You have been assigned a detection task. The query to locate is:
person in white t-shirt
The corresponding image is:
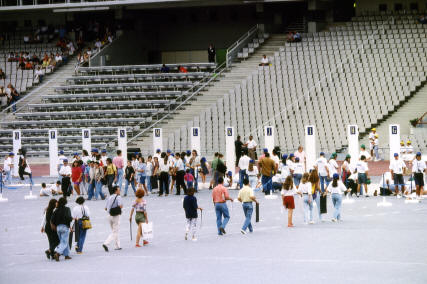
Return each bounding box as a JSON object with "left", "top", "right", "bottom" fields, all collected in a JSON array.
[
  {"left": 356, "top": 155, "right": 369, "bottom": 197},
  {"left": 259, "top": 54, "right": 269, "bottom": 66},
  {"left": 271, "top": 148, "right": 280, "bottom": 173},
  {"left": 59, "top": 159, "right": 72, "bottom": 197},
  {"left": 328, "top": 153, "right": 339, "bottom": 176},
  {"left": 294, "top": 146, "right": 307, "bottom": 171},
  {"left": 359, "top": 144, "right": 372, "bottom": 162},
  {"left": 412, "top": 152, "right": 426, "bottom": 198},
  {"left": 293, "top": 157, "right": 304, "bottom": 188},
  {"left": 244, "top": 135, "right": 257, "bottom": 161},
  {"left": 298, "top": 173, "right": 313, "bottom": 224},
  {"left": 325, "top": 173, "right": 349, "bottom": 222},
  {"left": 279, "top": 154, "right": 290, "bottom": 181},
  {"left": 287, "top": 154, "right": 295, "bottom": 176},
  {"left": 3, "top": 152, "right": 14, "bottom": 184},
  {"left": 314, "top": 152, "right": 330, "bottom": 192},
  {"left": 40, "top": 182, "right": 62, "bottom": 196},
  {"left": 281, "top": 176, "right": 300, "bottom": 227},
  {"left": 238, "top": 149, "right": 251, "bottom": 189},
  {"left": 389, "top": 153, "right": 406, "bottom": 196},
  {"left": 404, "top": 141, "right": 414, "bottom": 162},
  {"left": 369, "top": 128, "right": 376, "bottom": 157},
  {"left": 95, "top": 39, "right": 102, "bottom": 51},
  {"left": 57, "top": 150, "right": 67, "bottom": 179},
  {"left": 373, "top": 134, "right": 380, "bottom": 161}
]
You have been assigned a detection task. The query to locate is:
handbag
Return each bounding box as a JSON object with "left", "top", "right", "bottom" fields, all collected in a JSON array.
[
  {"left": 109, "top": 195, "right": 122, "bottom": 216},
  {"left": 142, "top": 222, "right": 153, "bottom": 240},
  {"left": 81, "top": 207, "right": 92, "bottom": 230}
]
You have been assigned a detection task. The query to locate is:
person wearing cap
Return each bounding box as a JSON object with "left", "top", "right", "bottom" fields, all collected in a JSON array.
[
  {"left": 314, "top": 152, "right": 330, "bottom": 192},
  {"left": 293, "top": 157, "right": 304, "bottom": 188},
  {"left": 279, "top": 154, "right": 290, "bottom": 182},
  {"left": 247, "top": 159, "right": 259, "bottom": 190},
  {"left": 412, "top": 152, "right": 426, "bottom": 198},
  {"left": 91, "top": 148, "right": 99, "bottom": 161},
  {"left": 341, "top": 154, "right": 352, "bottom": 188},
  {"left": 100, "top": 149, "right": 109, "bottom": 167},
  {"left": 153, "top": 149, "right": 161, "bottom": 161},
  {"left": 328, "top": 153, "right": 339, "bottom": 177},
  {"left": 356, "top": 155, "right": 369, "bottom": 197},
  {"left": 113, "top": 150, "right": 125, "bottom": 191},
  {"left": 294, "top": 146, "right": 307, "bottom": 171},
  {"left": 373, "top": 134, "right": 380, "bottom": 161},
  {"left": 359, "top": 145, "right": 372, "bottom": 162},
  {"left": 57, "top": 150, "right": 67, "bottom": 179},
  {"left": 3, "top": 152, "right": 14, "bottom": 185},
  {"left": 389, "top": 153, "right": 407, "bottom": 197},
  {"left": 259, "top": 148, "right": 269, "bottom": 162},
  {"left": 325, "top": 173, "right": 349, "bottom": 222},
  {"left": 399, "top": 141, "right": 406, "bottom": 157},
  {"left": 244, "top": 135, "right": 257, "bottom": 161},
  {"left": 258, "top": 152, "right": 275, "bottom": 195},
  {"left": 404, "top": 141, "right": 414, "bottom": 162},
  {"left": 238, "top": 148, "right": 251, "bottom": 189},
  {"left": 287, "top": 153, "right": 295, "bottom": 177},
  {"left": 224, "top": 171, "right": 234, "bottom": 188},
  {"left": 59, "top": 159, "right": 72, "bottom": 197},
  {"left": 71, "top": 152, "right": 80, "bottom": 164},
  {"left": 369, "top": 128, "right": 376, "bottom": 158}
]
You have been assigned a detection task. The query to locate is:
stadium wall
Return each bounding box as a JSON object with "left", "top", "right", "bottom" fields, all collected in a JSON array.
[{"left": 355, "top": 0, "right": 427, "bottom": 15}]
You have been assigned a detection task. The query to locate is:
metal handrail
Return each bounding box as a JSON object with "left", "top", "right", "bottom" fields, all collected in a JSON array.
[
  {"left": 226, "top": 24, "right": 260, "bottom": 68},
  {"left": 124, "top": 61, "right": 227, "bottom": 147}
]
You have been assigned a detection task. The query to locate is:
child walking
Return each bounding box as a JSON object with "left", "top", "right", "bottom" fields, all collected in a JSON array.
[
  {"left": 129, "top": 189, "right": 149, "bottom": 247},
  {"left": 281, "top": 176, "right": 300, "bottom": 227},
  {"left": 184, "top": 169, "right": 195, "bottom": 189},
  {"left": 183, "top": 187, "right": 202, "bottom": 241}
]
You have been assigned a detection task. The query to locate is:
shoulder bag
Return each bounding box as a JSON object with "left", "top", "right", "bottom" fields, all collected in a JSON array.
[
  {"left": 81, "top": 207, "right": 92, "bottom": 230},
  {"left": 109, "top": 195, "right": 122, "bottom": 216}
]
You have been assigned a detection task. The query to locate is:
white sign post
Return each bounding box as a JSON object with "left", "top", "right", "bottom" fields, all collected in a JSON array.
[
  {"left": 12, "top": 130, "right": 21, "bottom": 177},
  {"left": 225, "top": 126, "right": 235, "bottom": 174},
  {"left": 191, "top": 127, "right": 201, "bottom": 154},
  {"left": 264, "top": 126, "right": 274, "bottom": 154},
  {"left": 153, "top": 128, "right": 162, "bottom": 154},
  {"left": 305, "top": 125, "right": 316, "bottom": 171},
  {"left": 49, "top": 130, "right": 58, "bottom": 177},
  {"left": 389, "top": 124, "right": 400, "bottom": 161},
  {"left": 82, "top": 129, "right": 91, "bottom": 155},
  {"left": 118, "top": 128, "right": 127, "bottom": 165},
  {"left": 347, "top": 125, "right": 359, "bottom": 165}
]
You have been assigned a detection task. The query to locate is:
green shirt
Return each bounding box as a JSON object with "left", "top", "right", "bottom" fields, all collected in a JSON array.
[{"left": 212, "top": 158, "right": 219, "bottom": 170}]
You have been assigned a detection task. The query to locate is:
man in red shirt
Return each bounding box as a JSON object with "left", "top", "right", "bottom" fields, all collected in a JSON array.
[{"left": 212, "top": 177, "right": 234, "bottom": 235}]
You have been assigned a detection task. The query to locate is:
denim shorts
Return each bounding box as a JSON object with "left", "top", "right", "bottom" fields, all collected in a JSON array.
[
  {"left": 358, "top": 173, "right": 367, "bottom": 184},
  {"left": 139, "top": 175, "right": 146, "bottom": 184}
]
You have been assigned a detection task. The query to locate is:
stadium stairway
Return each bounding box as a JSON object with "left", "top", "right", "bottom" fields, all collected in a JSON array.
[{"left": 133, "top": 34, "right": 286, "bottom": 154}]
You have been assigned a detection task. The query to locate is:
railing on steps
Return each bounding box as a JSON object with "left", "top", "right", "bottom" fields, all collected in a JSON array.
[{"left": 226, "top": 24, "right": 261, "bottom": 68}]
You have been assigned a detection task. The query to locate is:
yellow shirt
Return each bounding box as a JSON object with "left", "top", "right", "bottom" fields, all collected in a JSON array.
[
  {"left": 238, "top": 185, "right": 254, "bottom": 203},
  {"left": 106, "top": 164, "right": 117, "bottom": 175}
]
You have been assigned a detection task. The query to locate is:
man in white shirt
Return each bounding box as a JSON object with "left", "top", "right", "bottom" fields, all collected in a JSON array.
[
  {"left": 389, "top": 153, "right": 406, "bottom": 196},
  {"left": 314, "top": 152, "right": 330, "bottom": 192},
  {"left": 174, "top": 153, "right": 186, "bottom": 195},
  {"left": 412, "top": 152, "right": 426, "bottom": 198},
  {"left": 59, "top": 159, "right": 72, "bottom": 197},
  {"left": 356, "top": 155, "right": 369, "bottom": 197},
  {"left": 369, "top": 128, "right": 376, "bottom": 157},
  {"left": 40, "top": 182, "right": 62, "bottom": 196},
  {"left": 3, "top": 152, "right": 14, "bottom": 184},
  {"left": 259, "top": 54, "right": 269, "bottom": 66},
  {"left": 293, "top": 157, "right": 304, "bottom": 188},
  {"left": 238, "top": 149, "right": 251, "bottom": 189},
  {"left": 359, "top": 144, "right": 372, "bottom": 161},
  {"left": 100, "top": 149, "right": 108, "bottom": 166},
  {"left": 328, "top": 153, "right": 339, "bottom": 176},
  {"left": 55, "top": 53, "right": 63, "bottom": 65},
  {"left": 244, "top": 135, "right": 257, "bottom": 161},
  {"left": 57, "top": 150, "right": 67, "bottom": 179},
  {"left": 294, "top": 146, "right": 307, "bottom": 171}
]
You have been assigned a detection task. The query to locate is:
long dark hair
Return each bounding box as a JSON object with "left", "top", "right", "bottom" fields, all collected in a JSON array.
[
  {"left": 57, "top": 197, "right": 67, "bottom": 208},
  {"left": 332, "top": 176, "right": 338, "bottom": 187},
  {"left": 46, "top": 198, "right": 57, "bottom": 215}
]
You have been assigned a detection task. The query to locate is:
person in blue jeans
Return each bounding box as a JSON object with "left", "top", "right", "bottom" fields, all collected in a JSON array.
[
  {"left": 124, "top": 160, "right": 136, "bottom": 196},
  {"left": 237, "top": 178, "right": 258, "bottom": 234},
  {"left": 50, "top": 197, "right": 73, "bottom": 261},
  {"left": 314, "top": 152, "right": 330, "bottom": 192},
  {"left": 71, "top": 197, "right": 90, "bottom": 254},
  {"left": 212, "top": 177, "right": 234, "bottom": 235},
  {"left": 94, "top": 161, "right": 106, "bottom": 200},
  {"left": 325, "top": 173, "right": 349, "bottom": 222}
]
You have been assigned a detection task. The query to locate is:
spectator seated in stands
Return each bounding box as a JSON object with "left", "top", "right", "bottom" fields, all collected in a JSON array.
[
  {"left": 42, "top": 56, "right": 51, "bottom": 69},
  {"left": 286, "top": 32, "right": 294, "bottom": 42},
  {"left": 259, "top": 54, "right": 269, "bottom": 66},
  {"left": 0, "top": 68, "right": 5, "bottom": 79},
  {"left": 49, "top": 54, "right": 57, "bottom": 69},
  {"left": 24, "top": 60, "right": 34, "bottom": 70},
  {"left": 18, "top": 58, "right": 26, "bottom": 70},
  {"left": 35, "top": 67, "right": 44, "bottom": 84},
  {"left": 55, "top": 53, "right": 63, "bottom": 66},
  {"left": 67, "top": 40, "right": 75, "bottom": 55},
  {"left": 86, "top": 47, "right": 93, "bottom": 57},
  {"left": 160, "top": 64, "right": 170, "bottom": 73},
  {"left": 418, "top": 14, "right": 427, "bottom": 24},
  {"left": 95, "top": 38, "right": 102, "bottom": 52},
  {"left": 0, "top": 86, "right": 7, "bottom": 111},
  {"left": 178, "top": 65, "right": 188, "bottom": 73},
  {"left": 293, "top": 32, "right": 301, "bottom": 42},
  {"left": 31, "top": 54, "right": 41, "bottom": 64}
]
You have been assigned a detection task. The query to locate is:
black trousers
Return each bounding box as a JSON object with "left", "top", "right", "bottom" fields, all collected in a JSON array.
[
  {"left": 159, "top": 172, "right": 169, "bottom": 195},
  {"left": 18, "top": 166, "right": 31, "bottom": 180},
  {"left": 107, "top": 174, "right": 115, "bottom": 194},
  {"left": 45, "top": 227, "right": 59, "bottom": 257},
  {"left": 176, "top": 170, "right": 187, "bottom": 195},
  {"left": 62, "top": 177, "right": 71, "bottom": 197}
]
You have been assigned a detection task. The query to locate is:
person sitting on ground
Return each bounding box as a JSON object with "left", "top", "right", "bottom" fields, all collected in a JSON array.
[
  {"left": 259, "top": 54, "right": 269, "bottom": 66},
  {"left": 0, "top": 68, "right": 5, "bottom": 79},
  {"left": 160, "top": 64, "right": 170, "bottom": 73},
  {"left": 40, "top": 182, "right": 62, "bottom": 196}
]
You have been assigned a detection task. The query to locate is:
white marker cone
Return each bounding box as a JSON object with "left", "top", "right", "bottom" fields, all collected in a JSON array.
[{"left": 377, "top": 197, "right": 392, "bottom": 207}]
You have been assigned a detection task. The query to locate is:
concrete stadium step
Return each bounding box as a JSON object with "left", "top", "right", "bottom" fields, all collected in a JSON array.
[
  {"left": 134, "top": 34, "right": 285, "bottom": 153},
  {"left": 361, "top": 83, "right": 427, "bottom": 147}
]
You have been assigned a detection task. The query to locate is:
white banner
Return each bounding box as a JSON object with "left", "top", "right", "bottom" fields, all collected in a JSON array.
[
  {"left": 389, "top": 124, "right": 400, "bottom": 161},
  {"left": 304, "top": 125, "right": 316, "bottom": 171},
  {"left": 118, "top": 128, "right": 127, "bottom": 165},
  {"left": 191, "top": 127, "right": 201, "bottom": 154},
  {"left": 12, "top": 130, "right": 21, "bottom": 177},
  {"left": 225, "top": 126, "right": 235, "bottom": 174},
  {"left": 82, "top": 129, "right": 91, "bottom": 154},
  {"left": 49, "top": 130, "right": 58, "bottom": 177},
  {"left": 153, "top": 128, "right": 162, "bottom": 155},
  {"left": 347, "top": 125, "right": 359, "bottom": 165},
  {"left": 264, "top": 126, "right": 274, "bottom": 154}
]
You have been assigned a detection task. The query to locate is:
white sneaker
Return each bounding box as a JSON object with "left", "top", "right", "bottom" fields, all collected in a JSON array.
[
  {"left": 331, "top": 218, "right": 337, "bottom": 222},
  {"left": 397, "top": 194, "right": 402, "bottom": 199},
  {"left": 309, "top": 221, "right": 315, "bottom": 224},
  {"left": 241, "top": 229, "right": 247, "bottom": 235}
]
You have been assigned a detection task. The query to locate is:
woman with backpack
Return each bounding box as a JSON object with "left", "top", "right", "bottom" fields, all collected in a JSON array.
[
  {"left": 50, "top": 197, "right": 73, "bottom": 261},
  {"left": 41, "top": 198, "right": 59, "bottom": 260},
  {"left": 71, "top": 196, "right": 91, "bottom": 254}
]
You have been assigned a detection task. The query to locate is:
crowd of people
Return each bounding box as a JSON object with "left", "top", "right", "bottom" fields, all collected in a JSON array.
[{"left": 286, "top": 31, "right": 301, "bottom": 42}]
